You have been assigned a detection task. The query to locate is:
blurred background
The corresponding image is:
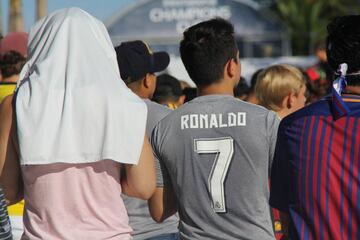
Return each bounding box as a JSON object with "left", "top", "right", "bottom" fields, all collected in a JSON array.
[{"left": 2, "top": 0, "right": 360, "bottom": 83}]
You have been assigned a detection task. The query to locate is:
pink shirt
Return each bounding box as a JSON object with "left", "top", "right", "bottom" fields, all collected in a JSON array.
[{"left": 21, "top": 160, "right": 132, "bottom": 240}]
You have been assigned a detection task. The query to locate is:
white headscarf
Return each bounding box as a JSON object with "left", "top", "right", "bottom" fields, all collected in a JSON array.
[{"left": 16, "top": 8, "right": 147, "bottom": 165}]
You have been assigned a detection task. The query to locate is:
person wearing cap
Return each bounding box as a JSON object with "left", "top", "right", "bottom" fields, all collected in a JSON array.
[
  {"left": 115, "top": 41, "right": 179, "bottom": 240},
  {"left": 152, "top": 74, "right": 185, "bottom": 110},
  {"left": 270, "top": 15, "right": 360, "bottom": 240}
]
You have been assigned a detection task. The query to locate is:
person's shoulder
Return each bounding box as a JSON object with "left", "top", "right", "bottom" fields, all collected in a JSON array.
[
  {"left": 156, "top": 96, "right": 276, "bottom": 130},
  {"left": 233, "top": 98, "right": 272, "bottom": 113},
  {"left": 0, "top": 94, "right": 14, "bottom": 113},
  {"left": 162, "top": 96, "right": 272, "bottom": 118},
  {"left": 224, "top": 98, "right": 278, "bottom": 122},
  {"left": 190, "top": 95, "right": 271, "bottom": 113},
  {"left": 0, "top": 94, "right": 15, "bottom": 139},
  {"left": 281, "top": 97, "right": 331, "bottom": 127},
  {"left": 144, "top": 99, "right": 171, "bottom": 115},
  {"left": 156, "top": 101, "right": 187, "bottom": 123},
  {"left": 143, "top": 99, "right": 172, "bottom": 130}
]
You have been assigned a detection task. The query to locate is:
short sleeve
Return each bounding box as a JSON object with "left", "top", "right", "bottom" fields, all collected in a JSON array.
[
  {"left": 266, "top": 110, "right": 280, "bottom": 173},
  {"left": 269, "top": 122, "right": 290, "bottom": 212}
]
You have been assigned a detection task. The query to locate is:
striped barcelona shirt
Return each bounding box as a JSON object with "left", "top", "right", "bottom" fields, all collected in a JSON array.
[{"left": 270, "top": 94, "right": 360, "bottom": 240}]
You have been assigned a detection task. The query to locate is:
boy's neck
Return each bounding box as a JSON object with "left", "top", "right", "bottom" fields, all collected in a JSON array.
[{"left": 198, "top": 80, "right": 234, "bottom": 97}]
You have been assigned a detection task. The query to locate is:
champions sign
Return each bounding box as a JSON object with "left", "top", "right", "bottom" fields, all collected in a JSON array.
[
  {"left": 107, "top": 0, "right": 288, "bottom": 58},
  {"left": 148, "top": 0, "right": 232, "bottom": 33}
]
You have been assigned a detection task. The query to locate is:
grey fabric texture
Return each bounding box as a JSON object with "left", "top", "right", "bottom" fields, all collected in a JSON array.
[
  {"left": 122, "top": 99, "right": 179, "bottom": 240},
  {"left": 152, "top": 95, "right": 279, "bottom": 240}
]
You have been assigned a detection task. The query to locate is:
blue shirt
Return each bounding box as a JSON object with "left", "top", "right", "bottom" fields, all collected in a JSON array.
[{"left": 270, "top": 94, "right": 360, "bottom": 240}]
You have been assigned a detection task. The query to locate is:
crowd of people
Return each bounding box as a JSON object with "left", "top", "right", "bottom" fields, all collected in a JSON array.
[{"left": 0, "top": 6, "right": 358, "bottom": 240}]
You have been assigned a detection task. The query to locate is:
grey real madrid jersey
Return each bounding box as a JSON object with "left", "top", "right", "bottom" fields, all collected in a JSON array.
[
  {"left": 122, "top": 99, "right": 179, "bottom": 239},
  {"left": 152, "top": 95, "right": 279, "bottom": 240}
]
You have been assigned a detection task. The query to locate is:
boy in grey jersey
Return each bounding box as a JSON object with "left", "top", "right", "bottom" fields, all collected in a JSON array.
[
  {"left": 149, "top": 18, "right": 279, "bottom": 240},
  {"left": 115, "top": 41, "right": 179, "bottom": 240}
]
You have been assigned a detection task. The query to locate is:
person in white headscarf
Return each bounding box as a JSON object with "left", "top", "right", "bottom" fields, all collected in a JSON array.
[{"left": 0, "top": 7, "right": 156, "bottom": 239}]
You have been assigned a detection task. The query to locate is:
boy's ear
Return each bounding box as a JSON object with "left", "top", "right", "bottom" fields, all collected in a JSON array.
[
  {"left": 143, "top": 74, "right": 151, "bottom": 88},
  {"left": 285, "top": 92, "right": 296, "bottom": 109},
  {"left": 177, "top": 95, "right": 186, "bottom": 106},
  {"left": 280, "top": 94, "right": 291, "bottom": 109},
  {"left": 225, "top": 58, "right": 236, "bottom": 78}
]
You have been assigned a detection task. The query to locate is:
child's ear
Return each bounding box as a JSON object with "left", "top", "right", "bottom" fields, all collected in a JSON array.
[
  {"left": 287, "top": 92, "right": 296, "bottom": 109},
  {"left": 143, "top": 74, "right": 151, "bottom": 88}
]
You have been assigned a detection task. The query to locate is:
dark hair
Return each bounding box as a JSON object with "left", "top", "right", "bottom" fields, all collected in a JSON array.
[
  {"left": 326, "top": 15, "right": 360, "bottom": 86},
  {"left": 234, "top": 76, "right": 249, "bottom": 97},
  {"left": 250, "top": 68, "right": 264, "bottom": 91},
  {"left": 152, "top": 74, "right": 182, "bottom": 104},
  {"left": 301, "top": 69, "right": 321, "bottom": 104},
  {"left": 180, "top": 18, "right": 238, "bottom": 87},
  {"left": 314, "top": 40, "right": 326, "bottom": 52},
  {"left": 0, "top": 50, "right": 26, "bottom": 78},
  {"left": 183, "top": 87, "right": 197, "bottom": 103}
]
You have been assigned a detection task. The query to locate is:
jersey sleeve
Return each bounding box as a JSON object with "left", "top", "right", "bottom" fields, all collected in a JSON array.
[
  {"left": 269, "top": 122, "right": 290, "bottom": 212},
  {"left": 266, "top": 110, "right": 280, "bottom": 173}
]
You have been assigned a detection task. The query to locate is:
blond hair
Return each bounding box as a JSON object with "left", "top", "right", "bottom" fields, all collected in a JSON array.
[{"left": 255, "top": 64, "right": 306, "bottom": 111}]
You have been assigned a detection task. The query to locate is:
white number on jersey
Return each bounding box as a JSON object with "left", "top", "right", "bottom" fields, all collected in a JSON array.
[{"left": 194, "top": 137, "right": 234, "bottom": 213}]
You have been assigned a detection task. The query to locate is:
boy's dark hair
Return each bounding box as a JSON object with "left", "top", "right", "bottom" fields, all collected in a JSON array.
[
  {"left": 250, "top": 68, "right": 264, "bottom": 92},
  {"left": 183, "top": 87, "right": 197, "bottom": 103},
  {"left": 180, "top": 18, "right": 238, "bottom": 87},
  {"left": 152, "top": 74, "right": 182, "bottom": 104},
  {"left": 314, "top": 40, "right": 326, "bottom": 52},
  {"left": 0, "top": 50, "right": 26, "bottom": 79},
  {"left": 326, "top": 15, "right": 360, "bottom": 86},
  {"left": 234, "top": 76, "right": 250, "bottom": 97}
]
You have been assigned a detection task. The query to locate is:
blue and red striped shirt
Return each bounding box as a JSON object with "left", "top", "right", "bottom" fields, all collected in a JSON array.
[{"left": 270, "top": 94, "right": 360, "bottom": 240}]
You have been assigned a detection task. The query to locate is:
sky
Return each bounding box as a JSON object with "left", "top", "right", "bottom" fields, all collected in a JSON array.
[{"left": 1, "top": 0, "right": 134, "bottom": 33}]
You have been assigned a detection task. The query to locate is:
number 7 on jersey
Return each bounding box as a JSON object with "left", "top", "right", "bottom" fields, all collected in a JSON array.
[{"left": 194, "top": 137, "right": 234, "bottom": 213}]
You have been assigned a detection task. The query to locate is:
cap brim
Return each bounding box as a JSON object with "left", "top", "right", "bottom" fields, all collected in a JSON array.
[{"left": 151, "top": 52, "right": 170, "bottom": 73}]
